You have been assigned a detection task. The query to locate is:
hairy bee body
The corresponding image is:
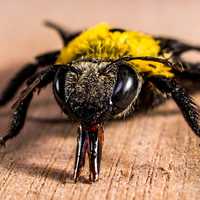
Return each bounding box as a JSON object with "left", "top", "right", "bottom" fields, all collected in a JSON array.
[
  {"left": 56, "top": 23, "right": 173, "bottom": 78},
  {"left": 54, "top": 23, "right": 171, "bottom": 118}
]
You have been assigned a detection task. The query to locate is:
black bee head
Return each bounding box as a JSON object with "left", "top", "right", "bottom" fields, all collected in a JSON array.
[{"left": 53, "top": 58, "right": 142, "bottom": 125}]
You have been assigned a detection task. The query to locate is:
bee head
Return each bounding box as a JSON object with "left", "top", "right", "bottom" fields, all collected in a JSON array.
[{"left": 53, "top": 58, "right": 142, "bottom": 125}]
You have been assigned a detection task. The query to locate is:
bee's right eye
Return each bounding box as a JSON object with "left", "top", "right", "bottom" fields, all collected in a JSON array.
[
  {"left": 53, "top": 67, "right": 79, "bottom": 115},
  {"left": 111, "top": 63, "right": 142, "bottom": 115}
]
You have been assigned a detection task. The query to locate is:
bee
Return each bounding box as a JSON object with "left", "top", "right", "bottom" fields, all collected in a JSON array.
[{"left": 0, "top": 22, "right": 200, "bottom": 182}]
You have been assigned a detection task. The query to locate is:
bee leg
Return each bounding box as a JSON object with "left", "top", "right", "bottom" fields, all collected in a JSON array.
[
  {"left": 0, "top": 93, "right": 33, "bottom": 147},
  {"left": 0, "top": 50, "right": 60, "bottom": 107},
  {"left": 151, "top": 77, "right": 200, "bottom": 136},
  {"left": 44, "top": 21, "right": 80, "bottom": 45},
  {"left": 0, "top": 20, "right": 80, "bottom": 106},
  {"left": 0, "top": 66, "right": 57, "bottom": 147},
  {"left": 0, "top": 63, "right": 38, "bottom": 106}
]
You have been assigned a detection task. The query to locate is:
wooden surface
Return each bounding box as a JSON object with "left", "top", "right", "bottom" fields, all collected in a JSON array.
[
  {"left": 1, "top": 72, "right": 200, "bottom": 200},
  {"left": 1, "top": 1, "right": 200, "bottom": 200}
]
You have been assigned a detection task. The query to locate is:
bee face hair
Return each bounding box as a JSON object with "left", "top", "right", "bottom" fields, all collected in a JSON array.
[{"left": 53, "top": 60, "right": 118, "bottom": 124}]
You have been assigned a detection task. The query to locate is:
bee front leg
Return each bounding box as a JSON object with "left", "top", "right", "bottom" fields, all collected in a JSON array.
[
  {"left": 0, "top": 93, "right": 33, "bottom": 147},
  {"left": 150, "top": 76, "right": 200, "bottom": 136},
  {"left": 0, "top": 65, "right": 57, "bottom": 148}
]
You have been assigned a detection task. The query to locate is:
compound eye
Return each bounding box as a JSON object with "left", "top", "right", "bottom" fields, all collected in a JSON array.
[
  {"left": 53, "top": 68, "right": 66, "bottom": 104},
  {"left": 53, "top": 66, "right": 79, "bottom": 111},
  {"left": 111, "top": 63, "right": 142, "bottom": 115}
]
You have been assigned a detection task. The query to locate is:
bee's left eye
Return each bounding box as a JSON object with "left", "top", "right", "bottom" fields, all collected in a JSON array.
[{"left": 111, "top": 63, "right": 142, "bottom": 115}]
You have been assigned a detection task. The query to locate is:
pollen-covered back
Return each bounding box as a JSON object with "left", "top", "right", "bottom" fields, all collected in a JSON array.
[{"left": 56, "top": 23, "right": 173, "bottom": 78}]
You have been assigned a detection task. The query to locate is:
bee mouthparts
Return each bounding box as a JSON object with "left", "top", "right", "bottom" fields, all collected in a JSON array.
[{"left": 73, "top": 123, "right": 104, "bottom": 182}]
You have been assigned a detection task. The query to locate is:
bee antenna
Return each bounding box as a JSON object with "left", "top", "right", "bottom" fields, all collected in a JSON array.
[{"left": 120, "top": 56, "right": 173, "bottom": 66}]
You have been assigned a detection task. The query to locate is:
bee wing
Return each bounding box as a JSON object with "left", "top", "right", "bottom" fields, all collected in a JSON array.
[{"left": 44, "top": 21, "right": 80, "bottom": 45}]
